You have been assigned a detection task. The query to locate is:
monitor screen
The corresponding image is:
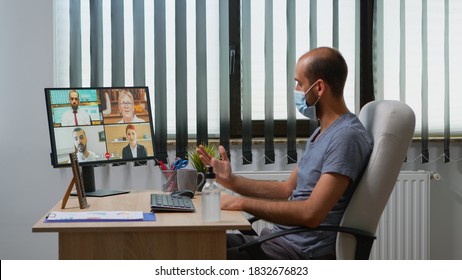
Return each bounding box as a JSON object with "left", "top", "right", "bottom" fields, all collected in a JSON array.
[{"left": 45, "top": 87, "right": 155, "bottom": 168}]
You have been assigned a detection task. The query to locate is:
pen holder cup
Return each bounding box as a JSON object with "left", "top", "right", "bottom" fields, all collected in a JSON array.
[{"left": 160, "top": 170, "right": 177, "bottom": 193}]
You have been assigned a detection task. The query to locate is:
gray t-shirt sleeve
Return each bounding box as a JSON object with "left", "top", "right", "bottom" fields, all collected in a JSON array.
[{"left": 322, "top": 126, "right": 372, "bottom": 181}]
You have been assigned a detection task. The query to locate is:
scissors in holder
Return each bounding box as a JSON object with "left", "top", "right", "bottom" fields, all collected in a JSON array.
[{"left": 173, "top": 158, "right": 188, "bottom": 170}]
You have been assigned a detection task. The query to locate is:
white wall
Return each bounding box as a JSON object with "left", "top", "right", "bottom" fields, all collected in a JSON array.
[
  {"left": 0, "top": 0, "right": 461, "bottom": 260},
  {"left": 0, "top": 0, "right": 57, "bottom": 259},
  {"left": 402, "top": 143, "right": 462, "bottom": 260}
]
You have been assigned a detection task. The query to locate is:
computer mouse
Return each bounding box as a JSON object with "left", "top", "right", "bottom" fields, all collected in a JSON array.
[{"left": 171, "top": 189, "right": 195, "bottom": 199}]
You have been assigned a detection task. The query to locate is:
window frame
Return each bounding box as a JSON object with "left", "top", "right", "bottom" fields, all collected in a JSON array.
[{"left": 228, "top": 0, "right": 374, "bottom": 139}]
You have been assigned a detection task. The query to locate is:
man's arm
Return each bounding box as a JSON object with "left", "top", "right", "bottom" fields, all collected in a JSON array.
[
  {"left": 197, "top": 145, "right": 297, "bottom": 200},
  {"left": 226, "top": 167, "right": 297, "bottom": 200},
  {"left": 222, "top": 172, "right": 351, "bottom": 228}
]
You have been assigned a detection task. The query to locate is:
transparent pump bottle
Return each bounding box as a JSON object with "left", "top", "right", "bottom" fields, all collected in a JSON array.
[{"left": 201, "top": 166, "right": 221, "bottom": 222}]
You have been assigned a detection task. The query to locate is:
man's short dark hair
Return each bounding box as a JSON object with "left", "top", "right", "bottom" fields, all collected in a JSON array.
[
  {"left": 69, "top": 90, "right": 79, "bottom": 98},
  {"left": 304, "top": 47, "right": 348, "bottom": 98},
  {"left": 72, "top": 127, "right": 85, "bottom": 135}
]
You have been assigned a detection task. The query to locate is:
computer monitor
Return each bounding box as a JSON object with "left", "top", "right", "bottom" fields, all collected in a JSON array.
[{"left": 45, "top": 86, "right": 155, "bottom": 196}]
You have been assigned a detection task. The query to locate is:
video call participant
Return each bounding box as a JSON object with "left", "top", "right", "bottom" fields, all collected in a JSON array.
[
  {"left": 196, "top": 47, "right": 373, "bottom": 260},
  {"left": 61, "top": 90, "right": 92, "bottom": 126},
  {"left": 72, "top": 127, "right": 98, "bottom": 162},
  {"left": 117, "top": 90, "right": 144, "bottom": 123},
  {"left": 122, "top": 124, "right": 147, "bottom": 159}
]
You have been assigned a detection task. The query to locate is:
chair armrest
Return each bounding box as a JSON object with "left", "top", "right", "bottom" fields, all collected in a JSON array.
[
  {"left": 238, "top": 225, "right": 376, "bottom": 260},
  {"left": 247, "top": 216, "right": 261, "bottom": 224},
  {"left": 238, "top": 216, "right": 261, "bottom": 236}
]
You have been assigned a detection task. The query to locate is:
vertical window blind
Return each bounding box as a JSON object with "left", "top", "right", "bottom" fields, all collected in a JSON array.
[
  {"left": 55, "top": 0, "right": 224, "bottom": 162},
  {"left": 240, "top": 0, "right": 359, "bottom": 164},
  {"left": 374, "top": 0, "right": 462, "bottom": 163},
  {"left": 54, "top": 0, "right": 360, "bottom": 165}
]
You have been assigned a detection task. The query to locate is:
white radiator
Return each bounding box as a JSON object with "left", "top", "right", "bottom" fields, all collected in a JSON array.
[
  {"left": 235, "top": 170, "right": 431, "bottom": 260},
  {"left": 370, "top": 170, "right": 430, "bottom": 260}
]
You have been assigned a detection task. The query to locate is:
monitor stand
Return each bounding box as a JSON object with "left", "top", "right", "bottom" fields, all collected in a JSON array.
[{"left": 79, "top": 165, "right": 129, "bottom": 197}]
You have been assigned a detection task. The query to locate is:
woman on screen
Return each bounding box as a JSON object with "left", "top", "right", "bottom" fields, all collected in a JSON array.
[
  {"left": 122, "top": 124, "right": 147, "bottom": 159},
  {"left": 117, "top": 90, "right": 144, "bottom": 123}
]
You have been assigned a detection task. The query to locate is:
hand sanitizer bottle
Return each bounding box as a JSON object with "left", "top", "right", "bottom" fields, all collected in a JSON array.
[{"left": 202, "top": 166, "right": 221, "bottom": 222}]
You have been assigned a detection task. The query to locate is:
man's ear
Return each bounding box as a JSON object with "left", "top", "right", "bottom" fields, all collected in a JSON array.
[{"left": 316, "top": 79, "right": 326, "bottom": 96}]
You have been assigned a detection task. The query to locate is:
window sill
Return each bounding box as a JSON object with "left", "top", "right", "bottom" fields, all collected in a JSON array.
[
  {"left": 412, "top": 137, "right": 462, "bottom": 142},
  {"left": 165, "top": 137, "right": 462, "bottom": 147},
  {"left": 166, "top": 137, "right": 310, "bottom": 147}
]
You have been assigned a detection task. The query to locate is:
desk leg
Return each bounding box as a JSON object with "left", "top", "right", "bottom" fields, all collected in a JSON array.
[{"left": 59, "top": 230, "right": 226, "bottom": 259}]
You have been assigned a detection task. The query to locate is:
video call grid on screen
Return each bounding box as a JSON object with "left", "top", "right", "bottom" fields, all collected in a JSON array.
[{"left": 45, "top": 87, "right": 155, "bottom": 168}]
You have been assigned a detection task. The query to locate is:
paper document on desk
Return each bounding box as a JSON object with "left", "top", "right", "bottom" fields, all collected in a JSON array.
[{"left": 46, "top": 211, "right": 145, "bottom": 222}]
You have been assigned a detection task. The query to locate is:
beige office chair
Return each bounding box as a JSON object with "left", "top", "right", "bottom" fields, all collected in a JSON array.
[{"left": 239, "top": 100, "right": 416, "bottom": 260}]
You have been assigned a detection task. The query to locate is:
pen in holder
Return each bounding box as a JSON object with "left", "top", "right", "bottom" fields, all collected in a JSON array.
[{"left": 161, "top": 170, "right": 177, "bottom": 193}]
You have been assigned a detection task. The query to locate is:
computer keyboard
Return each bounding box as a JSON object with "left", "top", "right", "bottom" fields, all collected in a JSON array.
[{"left": 150, "top": 193, "right": 195, "bottom": 212}]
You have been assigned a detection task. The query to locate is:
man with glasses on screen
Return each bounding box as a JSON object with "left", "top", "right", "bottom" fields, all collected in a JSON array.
[
  {"left": 196, "top": 47, "right": 373, "bottom": 260},
  {"left": 61, "top": 90, "right": 92, "bottom": 126}
]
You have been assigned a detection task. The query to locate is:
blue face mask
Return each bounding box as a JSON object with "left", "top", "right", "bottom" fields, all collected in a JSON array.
[{"left": 294, "top": 81, "right": 320, "bottom": 120}]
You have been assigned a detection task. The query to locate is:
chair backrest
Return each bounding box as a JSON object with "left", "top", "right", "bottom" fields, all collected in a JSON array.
[{"left": 336, "top": 100, "right": 415, "bottom": 260}]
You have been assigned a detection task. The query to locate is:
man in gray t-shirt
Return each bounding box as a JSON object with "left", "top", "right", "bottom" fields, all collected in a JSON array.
[
  {"left": 196, "top": 47, "right": 373, "bottom": 259},
  {"left": 273, "top": 112, "right": 373, "bottom": 258}
]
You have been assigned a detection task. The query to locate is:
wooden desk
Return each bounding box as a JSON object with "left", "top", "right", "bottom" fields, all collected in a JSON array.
[{"left": 32, "top": 191, "right": 251, "bottom": 260}]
